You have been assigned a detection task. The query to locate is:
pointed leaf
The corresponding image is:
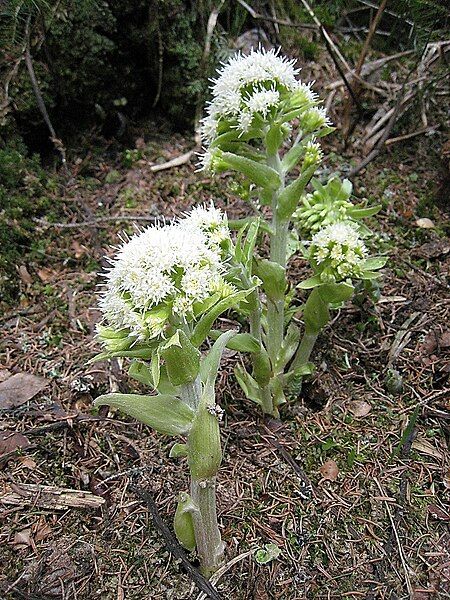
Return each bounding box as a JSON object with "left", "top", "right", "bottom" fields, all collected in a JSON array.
[
  {"left": 151, "top": 349, "right": 161, "bottom": 389},
  {"left": 191, "top": 289, "right": 253, "bottom": 347},
  {"left": 160, "top": 330, "right": 200, "bottom": 386},
  {"left": 93, "top": 393, "right": 194, "bottom": 436},
  {"left": 219, "top": 151, "right": 281, "bottom": 190},
  {"left": 297, "top": 275, "right": 323, "bottom": 289},
  {"left": 234, "top": 365, "right": 262, "bottom": 405},
  {"left": 200, "top": 330, "right": 237, "bottom": 398},
  {"left": 209, "top": 330, "right": 260, "bottom": 353},
  {"left": 360, "top": 257, "right": 387, "bottom": 271},
  {"left": 318, "top": 282, "right": 354, "bottom": 304},
  {"left": 169, "top": 443, "right": 188, "bottom": 458},
  {"left": 254, "top": 259, "right": 286, "bottom": 301},
  {"left": 276, "top": 323, "right": 301, "bottom": 369},
  {"left": 174, "top": 492, "right": 197, "bottom": 551},
  {"left": 347, "top": 205, "right": 381, "bottom": 219},
  {"left": 277, "top": 164, "right": 317, "bottom": 221},
  {"left": 303, "top": 288, "right": 330, "bottom": 333},
  {"left": 128, "top": 361, "right": 154, "bottom": 387}
]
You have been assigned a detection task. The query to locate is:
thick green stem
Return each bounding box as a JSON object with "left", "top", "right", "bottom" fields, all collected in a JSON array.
[
  {"left": 181, "top": 377, "right": 224, "bottom": 575},
  {"left": 290, "top": 330, "right": 319, "bottom": 374},
  {"left": 190, "top": 477, "right": 224, "bottom": 577},
  {"left": 264, "top": 152, "right": 287, "bottom": 414}
]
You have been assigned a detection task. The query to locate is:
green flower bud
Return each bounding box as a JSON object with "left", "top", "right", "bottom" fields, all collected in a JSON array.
[{"left": 160, "top": 330, "right": 200, "bottom": 387}]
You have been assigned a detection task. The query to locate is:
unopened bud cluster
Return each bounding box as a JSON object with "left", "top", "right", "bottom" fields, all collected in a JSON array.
[{"left": 309, "top": 222, "right": 368, "bottom": 282}]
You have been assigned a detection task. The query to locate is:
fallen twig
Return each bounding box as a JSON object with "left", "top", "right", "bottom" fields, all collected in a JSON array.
[
  {"left": 24, "top": 15, "right": 67, "bottom": 170},
  {"left": 262, "top": 418, "right": 315, "bottom": 499},
  {"left": 149, "top": 150, "right": 194, "bottom": 172},
  {"left": 34, "top": 215, "right": 162, "bottom": 228},
  {"left": 385, "top": 126, "right": 436, "bottom": 146},
  {"left": 342, "top": 0, "right": 388, "bottom": 136},
  {"left": 235, "top": 0, "right": 317, "bottom": 29},
  {"left": 194, "top": 550, "right": 253, "bottom": 600},
  {"left": 131, "top": 485, "right": 222, "bottom": 600},
  {"left": 374, "top": 478, "right": 414, "bottom": 597},
  {"left": 1, "top": 482, "right": 105, "bottom": 510}
]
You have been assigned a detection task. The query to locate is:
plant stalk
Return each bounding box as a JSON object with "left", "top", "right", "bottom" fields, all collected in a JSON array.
[
  {"left": 263, "top": 151, "right": 287, "bottom": 414},
  {"left": 181, "top": 377, "right": 224, "bottom": 575},
  {"left": 290, "top": 330, "right": 319, "bottom": 374},
  {"left": 190, "top": 477, "right": 224, "bottom": 577}
]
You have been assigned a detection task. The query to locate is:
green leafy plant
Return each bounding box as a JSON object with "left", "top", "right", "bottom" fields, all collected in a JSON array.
[
  {"left": 199, "top": 48, "right": 386, "bottom": 417},
  {"left": 91, "top": 205, "right": 256, "bottom": 575}
]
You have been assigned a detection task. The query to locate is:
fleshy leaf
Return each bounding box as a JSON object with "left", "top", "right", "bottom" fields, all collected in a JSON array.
[
  {"left": 277, "top": 164, "right": 317, "bottom": 221},
  {"left": 303, "top": 288, "right": 330, "bottom": 333},
  {"left": 218, "top": 151, "right": 281, "bottom": 190},
  {"left": 191, "top": 289, "right": 253, "bottom": 347},
  {"left": 128, "top": 361, "right": 154, "bottom": 387},
  {"left": 254, "top": 543, "right": 281, "bottom": 565},
  {"left": 297, "top": 275, "right": 323, "bottom": 290},
  {"left": 93, "top": 393, "right": 194, "bottom": 436},
  {"left": 347, "top": 205, "right": 381, "bottom": 219},
  {"left": 360, "top": 257, "right": 387, "bottom": 271},
  {"left": 174, "top": 492, "right": 198, "bottom": 551},
  {"left": 318, "top": 282, "right": 354, "bottom": 304},
  {"left": 209, "top": 330, "right": 260, "bottom": 353},
  {"left": 254, "top": 259, "right": 286, "bottom": 301},
  {"left": 169, "top": 443, "right": 188, "bottom": 458},
  {"left": 160, "top": 330, "right": 200, "bottom": 386},
  {"left": 200, "top": 330, "right": 237, "bottom": 398},
  {"left": 276, "top": 323, "right": 301, "bottom": 370},
  {"left": 234, "top": 365, "right": 262, "bottom": 405}
]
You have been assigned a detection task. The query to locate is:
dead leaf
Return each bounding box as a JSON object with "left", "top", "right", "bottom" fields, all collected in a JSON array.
[
  {"left": 0, "top": 369, "right": 12, "bottom": 383},
  {"left": 348, "top": 401, "right": 372, "bottom": 417},
  {"left": 417, "top": 240, "right": 450, "bottom": 259},
  {"left": 0, "top": 372, "right": 49, "bottom": 409},
  {"left": 37, "top": 267, "right": 54, "bottom": 283},
  {"left": 71, "top": 240, "right": 87, "bottom": 259},
  {"left": 19, "top": 456, "right": 37, "bottom": 470},
  {"left": 0, "top": 431, "right": 31, "bottom": 456},
  {"left": 444, "top": 468, "right": 450, "bottom": 490},
  {"left": 420, "top": 331, "right": 439, "bottom": 355},
  {"left": 13, "top": 528, "right": 32, "bottom": 547},
  {"left": 320, "top": 459, "right": 339, "bottom": 481},
  {"left": 412, "top": 591, "right": 434, "bottom": 600},
  {"left": 440, "top": 331, "right": 450, "bottom": 348},
  {"left": 34, "top": 519, "right": 53, "bottom": 542},
  {"left": 415, "top": 218, "right": 435, "bottom": 229},
  {"left": 18, "top": 265, "right": 33, "bottom": 284},
  {"left": 427, "top": 504, "right": 450, "bottom": 521},
  {"left": 411, "top": 438, "right": 443, "bottom": 460}
]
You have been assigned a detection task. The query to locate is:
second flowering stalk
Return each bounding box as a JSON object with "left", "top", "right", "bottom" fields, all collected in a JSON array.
[{"left": 199, "top": 48, "right": 386, "bottom": 417}]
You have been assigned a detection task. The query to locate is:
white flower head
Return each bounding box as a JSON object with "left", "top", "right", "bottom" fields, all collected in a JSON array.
[
  {"left": 98, "top": 205, "right": 230, "bottom": 340},
  {"left": 310, "top": 221, "right": 367, "bottom": 281},
  {"left": 244, "top": 88, "right": 280, "bottom": 118},
  {"left": 198, "top": 48, "right": 329, "bottom": 169}
]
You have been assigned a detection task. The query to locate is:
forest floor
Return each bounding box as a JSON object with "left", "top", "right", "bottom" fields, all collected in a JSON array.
[{"left": 1, "top": 87, "right": 450, "bottom": 599}]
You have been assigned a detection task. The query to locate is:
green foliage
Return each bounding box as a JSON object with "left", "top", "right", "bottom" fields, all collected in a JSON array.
[{"left": 0, "top": 139, "right": 57, "bottom": 304}]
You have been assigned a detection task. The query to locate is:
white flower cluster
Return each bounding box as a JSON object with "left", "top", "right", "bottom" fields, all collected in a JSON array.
[
  {"left": 199, "top": 48, "right": 319, "bottom": 155},
  {"left": 310, "top": 222, "right": 368, "bottom": 281},
  {"left": 98, "top": 205, "right": 231, "bottom": 339}
]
